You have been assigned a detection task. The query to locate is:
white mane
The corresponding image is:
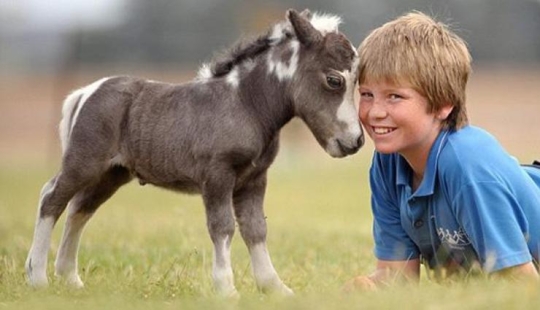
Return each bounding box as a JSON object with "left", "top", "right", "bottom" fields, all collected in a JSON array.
[
  {"left": 196, "top": 63, "right": 213, "bottom": 81},
  {"left": 309, "top": 12, "right": 342, "bottom": 34}
]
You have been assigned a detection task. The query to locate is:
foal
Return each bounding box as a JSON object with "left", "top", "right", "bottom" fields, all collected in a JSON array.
[{"left": 26, "top": 9, "right": 363, "bottom": 296}]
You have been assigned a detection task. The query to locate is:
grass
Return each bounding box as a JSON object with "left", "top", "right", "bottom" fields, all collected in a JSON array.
[{"left": 1, "top": 148, "right": 539, "bottom": 309}]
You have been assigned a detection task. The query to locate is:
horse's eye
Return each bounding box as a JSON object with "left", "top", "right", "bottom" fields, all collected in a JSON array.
[{"left": 326, "top": 75, "right": 344, "bottom": 89}]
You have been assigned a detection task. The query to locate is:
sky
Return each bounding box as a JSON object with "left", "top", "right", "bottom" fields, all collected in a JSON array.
[
  {"left": 1, "top": 0, "right": 539, "bottom": 72},
  {"left": 0, "top": 0, "right": 126, "bottom": 33}
]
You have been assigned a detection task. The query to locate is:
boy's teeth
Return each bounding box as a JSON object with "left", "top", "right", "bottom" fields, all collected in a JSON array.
[{"left": 374, "top": 127, "right": 393, "bottom": 134}]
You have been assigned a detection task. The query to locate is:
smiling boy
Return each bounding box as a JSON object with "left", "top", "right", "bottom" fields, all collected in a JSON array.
[{"left": 345, "top": 11, "right": 540, "bottom": 290}]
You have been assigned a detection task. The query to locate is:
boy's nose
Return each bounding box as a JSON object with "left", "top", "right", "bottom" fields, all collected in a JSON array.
[{"left": 369, "top": 102, "right": 387, "bottom": 119}]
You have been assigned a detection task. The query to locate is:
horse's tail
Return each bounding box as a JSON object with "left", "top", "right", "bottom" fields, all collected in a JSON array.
[
  {"left": 58, "top": 77, "right": 110, "bottom": 154},
  {"left": 59, "top": 90, "right": 83, "bottom": 154}
]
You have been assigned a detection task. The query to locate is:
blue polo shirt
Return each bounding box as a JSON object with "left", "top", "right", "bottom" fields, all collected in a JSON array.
[{"left": 370, "top": 125, "right": 540, "bottom": 272}]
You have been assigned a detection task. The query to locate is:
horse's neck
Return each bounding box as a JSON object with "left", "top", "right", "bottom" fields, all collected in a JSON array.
[{"left": 239, "top": 66, "right": 294, "bottom": 137}]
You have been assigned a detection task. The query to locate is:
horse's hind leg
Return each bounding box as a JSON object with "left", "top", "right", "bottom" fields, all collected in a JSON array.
[
  {"left": 26, "top": 154, "right": 112, "bottom": 287},
  {"left": 25, "top": 176, "right": 64, "bottom": 287},
  {"left": 25, "top": 169, "right": 93, "bottom": 287},
  {"left": 233, "top": 174, "right": 293, "bottom": 295},
  {"left": 54, "top": 166, "right": 132, "bottom": 287}
]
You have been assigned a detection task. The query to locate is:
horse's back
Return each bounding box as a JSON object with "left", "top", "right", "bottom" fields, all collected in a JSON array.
[{"left": 61, "top": 75, "right": 274, "bottom": 192}]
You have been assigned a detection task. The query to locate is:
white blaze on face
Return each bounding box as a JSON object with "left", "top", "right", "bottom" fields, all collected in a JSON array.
[
  {"left": 323, "top": 53, "right": 362, "bottom": 158},
  {"left": 336, "top": 53, "right": 362, "bottom": 138}
]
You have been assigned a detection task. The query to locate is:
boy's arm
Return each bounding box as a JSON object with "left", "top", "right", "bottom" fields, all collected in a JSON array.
[
  {"left": 343, "top": 259, "right": 420, "bottom": 291},
  {"left": 452, "top": 181, "right": 537, "bottom": 274}
]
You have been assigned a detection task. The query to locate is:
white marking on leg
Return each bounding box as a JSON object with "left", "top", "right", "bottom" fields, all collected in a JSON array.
[
  {"left": 250, "top": 242, "right": 293, "bottom": 295},
  {"left": 55, "top": 207, "right": 91, "bottom": 288},
  {"left": 26, "top": 216, "right": 55, "bottom": 287},
  {"left": 212, "top": 235, "right": 237, "bottom": 296},
  {"left": 26, "top": 179, "right": 57, "bottom": 287}
]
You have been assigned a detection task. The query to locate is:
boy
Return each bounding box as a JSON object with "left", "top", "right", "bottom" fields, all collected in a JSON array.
[{"left": 346, "top": 11, "right": 540, "bottom": 290}]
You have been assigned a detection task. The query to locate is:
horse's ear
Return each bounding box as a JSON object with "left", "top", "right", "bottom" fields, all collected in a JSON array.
[
  {"left": 299, "top": 9, "right": 312, "bottom": 20},
  {"left": 287, "top": 9, "right": 323, "bottom": 46}
]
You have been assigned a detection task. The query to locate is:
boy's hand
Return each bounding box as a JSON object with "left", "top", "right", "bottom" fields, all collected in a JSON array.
[{"left": 342, "top": 275, "right": 377, "bottom": 292}]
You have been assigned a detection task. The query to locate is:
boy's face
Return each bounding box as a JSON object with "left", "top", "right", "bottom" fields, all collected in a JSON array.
[{"left": 358, "top": 80, "right": 450, "bottom": 160}]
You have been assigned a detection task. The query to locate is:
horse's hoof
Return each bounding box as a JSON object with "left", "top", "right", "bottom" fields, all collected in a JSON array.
[
  {"left": 260, "top": 281, "right": 294, "bottom": 296},
  {"left": 280, "top": 285, "right": 294, "bottom": 296},
  {"left": 27, "top": 275, "right": 49, "bottom": 288},
  {"left": 55, "top": 272, "right": 85, "bottom": 289},
  {"left": 216, "top": 287, "right": 240, "bottom": 299}
]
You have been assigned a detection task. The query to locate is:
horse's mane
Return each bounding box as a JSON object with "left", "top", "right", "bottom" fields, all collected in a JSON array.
[
  {"left": 196, "top": 17, "right": 295, "bottom": 80},
  {"left": 196, "top": 11, "right": 342, "bottom": 80},
  {"left": 210, "top": 31, "right": 276, "bottom": 77}
]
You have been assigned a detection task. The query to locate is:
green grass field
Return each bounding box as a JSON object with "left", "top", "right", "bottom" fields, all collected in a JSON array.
[{"left": 1, "top": 148, "right": 539, "bottom": 309}]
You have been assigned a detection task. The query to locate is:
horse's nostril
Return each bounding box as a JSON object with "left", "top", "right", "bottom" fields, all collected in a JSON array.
[{"left": 337, "top": 139, "right": 359, "bottom": 155}]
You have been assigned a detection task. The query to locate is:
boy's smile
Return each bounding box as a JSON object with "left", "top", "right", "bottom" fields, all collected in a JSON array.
[{"left": 372, "top": 126, "right": 396, "bottom": 135}]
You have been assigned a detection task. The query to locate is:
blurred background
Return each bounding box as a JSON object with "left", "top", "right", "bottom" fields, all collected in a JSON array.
[{"left": 1, "top": 0, "right": 539, "bottom": 165}]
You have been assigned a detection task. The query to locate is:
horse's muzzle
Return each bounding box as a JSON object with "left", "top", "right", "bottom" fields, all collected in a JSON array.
[{"left": 336, "top": 134, "right": 364, "bottom": 157}]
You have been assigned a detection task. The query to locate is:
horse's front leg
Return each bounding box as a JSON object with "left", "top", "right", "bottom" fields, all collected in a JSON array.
[
  {"left": 201, "top": 174, "right": 238, "bottom": 297},
  {"left": 233, "top": 173, "right": 293, "bottom": 295}
]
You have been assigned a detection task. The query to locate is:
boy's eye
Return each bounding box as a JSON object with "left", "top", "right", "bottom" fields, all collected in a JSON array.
[
  {"left": 360, "top": 92, "right": 373, "bottom": 98},
  {"left": 389, "top": 94, "right": 403, "bottom": 100}
]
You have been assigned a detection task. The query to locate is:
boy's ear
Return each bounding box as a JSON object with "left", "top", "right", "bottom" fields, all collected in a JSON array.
[
  {"left": 437, "top": 104, "right": 454, "bottom": 120},
  {"left": 287, "top": 9, "right": 323, "bottom": 46}
]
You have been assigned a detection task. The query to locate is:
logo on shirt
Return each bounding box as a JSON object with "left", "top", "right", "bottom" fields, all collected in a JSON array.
[{"left": 437, "top": 227, "right": 471, "bottom": 250}]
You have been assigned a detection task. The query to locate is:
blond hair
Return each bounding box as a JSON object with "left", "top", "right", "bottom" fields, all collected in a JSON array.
[{"left": 358, "top": 11, "right": 471, "bottom": 130}]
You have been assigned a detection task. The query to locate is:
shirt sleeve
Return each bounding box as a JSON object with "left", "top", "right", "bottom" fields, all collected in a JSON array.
[
  {"left": 452, "top": 180, "right": 532, "bottom": 272},
  {"left": 370, "top": 156, "right": 419, "bottom": 261}
]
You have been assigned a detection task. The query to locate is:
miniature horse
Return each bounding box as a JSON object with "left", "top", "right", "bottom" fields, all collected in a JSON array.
[{"left": 26, "top": 9, "right": 363, "bottom": 296}]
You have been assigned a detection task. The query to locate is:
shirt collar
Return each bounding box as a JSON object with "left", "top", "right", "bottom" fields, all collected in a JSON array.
[{"left": 396, "top": 130, "right": 450, "bottom": 197}]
